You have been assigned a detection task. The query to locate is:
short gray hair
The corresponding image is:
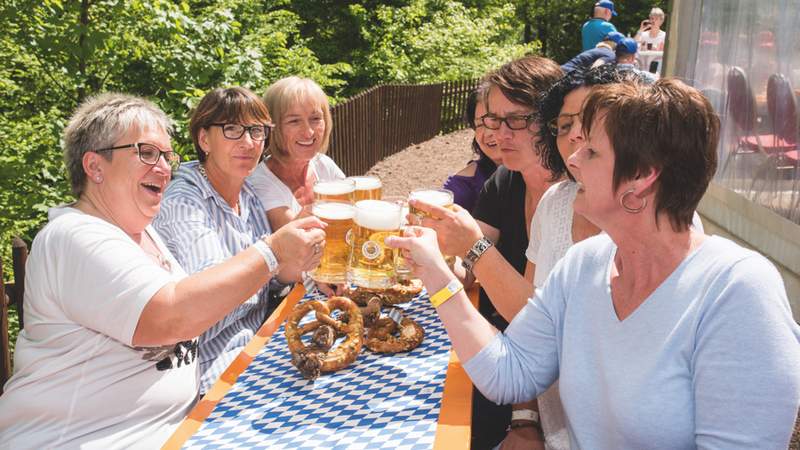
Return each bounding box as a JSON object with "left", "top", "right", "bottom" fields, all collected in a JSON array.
[{"left": 63, "top": 93, "right": 173, "bottom": 197}]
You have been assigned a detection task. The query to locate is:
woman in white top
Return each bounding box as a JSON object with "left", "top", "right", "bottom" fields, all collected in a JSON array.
[
  {"left": 0, "top": 93, "right": 325, "bottom": 449},
  {"left": 248, "top": 76, "right": 345, "bottom": 231},
  {"left": 635, "top": 7, "right": 666, "bottom": 51}
]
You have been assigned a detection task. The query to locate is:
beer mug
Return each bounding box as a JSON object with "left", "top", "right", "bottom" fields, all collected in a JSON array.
[
  {"left": 309, "top": 200, "right": 355, "bottom": 284},
  {"left": 383, "top": 195, "right": 413, "bottom": 280},
  {"left": 348, "top": 199, "right": 402, "bottom": 289},
  {"left": 408, "top": 188, "right": 454, "bottom": 225},
  {"left": 408, "top": 188, "right": 456, "bottom": 266},
  {"left": 313, "top": 179, "right": 355, "bottom": 203},
  {"left": 348, "top": 176, "right": 382, "bottom": 202}
]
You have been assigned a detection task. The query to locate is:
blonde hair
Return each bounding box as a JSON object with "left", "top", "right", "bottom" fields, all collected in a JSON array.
[
  {"left": 650, "top": 7, "right": 665, "bottom": 19},
  {"left": 263, "top": 76, "right": 332, "bottom": 164}
]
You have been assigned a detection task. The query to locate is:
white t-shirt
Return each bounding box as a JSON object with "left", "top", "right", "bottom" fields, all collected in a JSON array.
[
  {"left": 0, "top": 206, "right": 199, "bottom": 449},
  {"left": 247, "top": 153, "right": 345, "bottom": 214},
  {"left": 638, "top": 29, "right": 666, "bottom": 50}
]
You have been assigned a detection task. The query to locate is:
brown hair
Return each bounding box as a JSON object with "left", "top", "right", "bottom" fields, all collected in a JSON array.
[
  {"left": 189, "top": 87, "right": 271, "bottom": 162},
  {"left": 484, "top": 55, "right": 563, "bottom": 109},
  {"left": 581, "top": 78, "right": 720, "bottom": 231},
  {"left": 263, "top": 76, "right": 332, "bottom": 164}
]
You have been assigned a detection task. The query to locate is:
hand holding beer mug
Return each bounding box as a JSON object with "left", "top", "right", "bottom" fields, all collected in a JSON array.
[
  {"left": 348, "top": 176, "right": 382, "bottom": 201},
  {"left": 382, "top": 195, "right": 413, "bottom": 280},
  {"left": 408, "top": 188, "right": 457, "bottom": 265},
  {"left": 407, "top": 193, "right": 483, "bottom": 259},
  {"left": 308, "top": 200, "right": 355, "bottom": 285},
  {"left": 348, "top": 199, "right": 403, "bottom": 289}
]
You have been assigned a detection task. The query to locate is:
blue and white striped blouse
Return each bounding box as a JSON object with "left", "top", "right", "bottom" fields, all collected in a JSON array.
[{"left": 154, "top": 160, "right": 274, "bottom": 393}]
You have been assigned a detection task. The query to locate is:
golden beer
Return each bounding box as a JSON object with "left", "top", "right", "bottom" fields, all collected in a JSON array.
[
  {"left": 309, "top": 201, "right": 355, "bottom": 284},
  {"left": 313, "top": 179, "right": 355, "bottom": 203},
  {"left": 408, "top": 188, "right": 454, "bottom": 224},
  {"left": 348, "top": 176, "right": 382, "bottom": 202},
  {"left": 348, "top": 199, "right": 402, "bottom": 289}
]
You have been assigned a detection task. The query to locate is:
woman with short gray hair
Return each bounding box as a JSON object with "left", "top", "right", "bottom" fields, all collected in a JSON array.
[{"left": 0, "top": 92, "right": 326, "bottom": 448}]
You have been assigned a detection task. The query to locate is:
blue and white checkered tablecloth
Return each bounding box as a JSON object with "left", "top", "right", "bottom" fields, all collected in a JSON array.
[{"left": 184, "top": 290, "right": 453, "bottom": 450}]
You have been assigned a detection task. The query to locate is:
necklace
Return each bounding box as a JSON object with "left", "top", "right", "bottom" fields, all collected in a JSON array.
[{"left": 198, "top": 163, "right": 241, "bottom": 214}]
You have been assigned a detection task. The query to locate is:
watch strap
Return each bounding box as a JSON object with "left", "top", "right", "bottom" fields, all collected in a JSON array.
[{"left": 461, "top": 237, "right": 493, "bottom": 272}]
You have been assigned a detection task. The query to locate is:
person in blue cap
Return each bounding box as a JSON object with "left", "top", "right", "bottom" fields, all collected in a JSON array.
[
  {"left": 581, "top": 0, "right": 618, "bottom": 51},
  {"left": 562, "top": 31, "right": 625, "bottom": 74},
  {"left": 615, "top": 37, "right": 658, "bottom": 82}
]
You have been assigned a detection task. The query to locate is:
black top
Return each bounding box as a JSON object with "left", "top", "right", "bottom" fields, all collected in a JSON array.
[{"left": 472, "top": 166, "right": 529, "bottom": 331}]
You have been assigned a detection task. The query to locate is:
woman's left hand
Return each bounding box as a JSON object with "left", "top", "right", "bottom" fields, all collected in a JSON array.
[{"left": 385, "top": 226, "right": 451, "bottom": 286}]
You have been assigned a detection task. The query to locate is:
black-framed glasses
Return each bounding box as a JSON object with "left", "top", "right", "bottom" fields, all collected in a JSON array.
[
  {"left": 480, "top": 113, "right": 537, "bottom": 131},
  {"left": 547, "top": 112, "right": 582, "bottom": 137},
  {"left": 94, "top": 142, "right": 180, "bottom": 171},
  {"left": 210, "top": 123, "right": 272, "bottom": 142}
]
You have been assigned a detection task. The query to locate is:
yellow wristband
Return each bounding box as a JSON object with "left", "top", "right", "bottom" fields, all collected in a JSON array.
[{"left": 429, "top": 279, "right": 464, "bottom": 308}]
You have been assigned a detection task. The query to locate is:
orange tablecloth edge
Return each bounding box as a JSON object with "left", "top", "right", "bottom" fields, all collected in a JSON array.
[
  {"left": 433, "top": 283, "right": 478, "bottom": 449},
  {"left": 161, "top": 284, "right": 307, "bottom": 450}
]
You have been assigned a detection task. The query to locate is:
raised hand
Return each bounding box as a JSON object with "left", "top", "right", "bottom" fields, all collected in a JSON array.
[
  {"left": 409, "top": 198, "right": 483, "bottom": 258},
  {"left": 266, "top": 215, "right": 327, "bottom": 283}
]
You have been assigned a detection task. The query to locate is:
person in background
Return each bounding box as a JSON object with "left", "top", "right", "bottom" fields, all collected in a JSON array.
[
  {"left": 561, "top": 31, "right": 625, "bottom": 74},
  {"left": 635, "top": 7, "right": 667, "bottom": 51},
  {"left": 443, "top": 85, "right": 502, "bottom": 213},
  {"left": 0, "top": 93, "right": 325, "bottom": 448},
  {"left": 615, "top": 38, "right": 657, "bottom": 82},
  {"left": 154, "top": 87, "right": 318, "bottom": 393},
  {"left": 581, "top": 0, "right": 618, "bottom": 51},
  {"left": 422, "top": 55, "right": 564, "bottom": 449},
  {"left": 248, "top": 76, "right": 345, "bottom": 232},
  {"left": 390, "top": 78, "right": 800, "bottom": 449}
]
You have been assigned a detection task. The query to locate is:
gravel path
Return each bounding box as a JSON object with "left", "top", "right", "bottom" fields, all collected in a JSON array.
[{"left": 365, "top": 129, "right": 474, "bottom": 196}]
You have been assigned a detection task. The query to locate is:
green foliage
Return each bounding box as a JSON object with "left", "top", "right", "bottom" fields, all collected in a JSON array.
[{"left": 0, "top": 0, "right": 664, "bottom": 282}]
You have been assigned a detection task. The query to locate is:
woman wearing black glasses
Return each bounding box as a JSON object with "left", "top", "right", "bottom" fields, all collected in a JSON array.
[
  {"left": 154, "top": 87, "right": 323, "bottom": 394},
  {"left": 0, "top": 92, "right": 325, "bottom": 448},
  {"left": 248, "top": 76, "right": 345, "bottom": 232}
]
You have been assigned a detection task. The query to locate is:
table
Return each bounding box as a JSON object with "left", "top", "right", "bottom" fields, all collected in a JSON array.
[
  {"left": 162, "top": 285, "right": 476, "bottom": 449},
  {"left": 637, "top": 50, "right": 663, "bottom": 74}
]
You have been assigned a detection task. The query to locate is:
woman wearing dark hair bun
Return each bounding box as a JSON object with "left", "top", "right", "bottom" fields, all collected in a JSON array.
[{"left": 443, "top": 85, "right": 502, "bottom": 213}]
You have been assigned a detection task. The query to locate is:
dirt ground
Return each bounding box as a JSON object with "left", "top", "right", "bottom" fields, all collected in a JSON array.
[
  {"left": 365, "top": 128, "right": 475, "bottom": 196},
  {"left": 366, "top": 128, "right": 800, "bottom": 450}
]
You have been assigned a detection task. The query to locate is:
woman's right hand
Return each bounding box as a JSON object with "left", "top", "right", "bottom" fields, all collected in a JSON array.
[{"left": 266, "top": 215, "right": 327, "bottom": 283}]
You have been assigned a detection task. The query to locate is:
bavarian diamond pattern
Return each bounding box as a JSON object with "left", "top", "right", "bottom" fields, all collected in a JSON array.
[{"left": 184, "top": 288, "right": 452, "bottom": 449}]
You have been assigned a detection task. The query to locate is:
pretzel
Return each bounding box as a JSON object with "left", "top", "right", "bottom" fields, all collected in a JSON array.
[
  {"left": 345, "top": 278, "right": 424, "bottom": 306},
  {"left": 364, "top": 310, "right": 425, "bottom": 353},
  {"left": 285, "top": 297, "right": 364, "bottom": 380}
]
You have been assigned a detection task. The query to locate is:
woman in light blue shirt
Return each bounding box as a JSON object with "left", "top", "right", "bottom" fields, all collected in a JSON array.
[{"left": 390, "top": 79, "right": 800, "bottom": 448}]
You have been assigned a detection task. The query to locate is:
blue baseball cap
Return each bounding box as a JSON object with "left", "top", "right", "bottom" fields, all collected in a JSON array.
[
  {"left": 596, "top": 0, "right": 618, "bottom": 16},
  {"left": 617, "top": 38, "right": 638, "bottom": 54},
  {"left": 605, "top": 31, "right": 625, "bottom": 44}
]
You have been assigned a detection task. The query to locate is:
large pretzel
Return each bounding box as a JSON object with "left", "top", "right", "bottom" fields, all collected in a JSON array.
[
  {"left": 364, "top": 310, "right": 425, "bottom": 353},
  {"left": 285, "top": 297, "right": 364, "bottom": 380}
]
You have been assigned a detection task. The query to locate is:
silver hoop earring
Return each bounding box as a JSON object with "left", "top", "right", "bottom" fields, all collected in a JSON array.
[{"left": 620, "top": 188, "right": 646, "bottom": 214}]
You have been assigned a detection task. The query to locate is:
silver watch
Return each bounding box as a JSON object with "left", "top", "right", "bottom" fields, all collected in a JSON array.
[{"left": 461, "top": 237, "right": 493, "bottom": 273}]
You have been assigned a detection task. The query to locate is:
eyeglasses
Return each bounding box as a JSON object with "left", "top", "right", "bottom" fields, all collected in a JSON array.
[
  {"left": 210, "top": 123, "right": 272, "bottom": 142},
  {"left": 480, "top": 113, "right": 536, "bottom": 130},
  {"left": 547, "top": 112, "right": 582, "bottom": 137},
  {"left": 94, "top": 142, "right": 181, "bottom": 171}
]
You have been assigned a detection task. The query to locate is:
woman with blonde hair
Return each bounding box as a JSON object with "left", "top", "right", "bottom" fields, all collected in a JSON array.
[
  {"left": 248, "top": 76, "right": 345, "bottom": 231},
  {"left": 635, "top": 7, "right": 666, "bottom": 51}
]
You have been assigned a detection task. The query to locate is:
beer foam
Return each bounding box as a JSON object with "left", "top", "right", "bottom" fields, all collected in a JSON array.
[
  {"left": 314, "top": 180, "right": 354, "bottom": 196},
  {"left": 354, "top": 200, "right": 401, "bottom": 230},
  {"left": 313, "top": 202, "right": 355, "bottom": 220},
  {"left": 349, "top": 176, "right": 382, "bottom": 190},
  {"left": 409, "top": 189, "right": 452, "bottom": 206}
]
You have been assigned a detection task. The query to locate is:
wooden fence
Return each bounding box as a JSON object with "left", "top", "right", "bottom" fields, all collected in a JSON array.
[{"left": 328, "top": 79, "right": 479, "bottom": 176}]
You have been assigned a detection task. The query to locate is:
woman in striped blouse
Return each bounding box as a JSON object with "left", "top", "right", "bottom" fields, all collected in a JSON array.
[{"left": 154, "top": 87, "right": 322, "bottom": 393}]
